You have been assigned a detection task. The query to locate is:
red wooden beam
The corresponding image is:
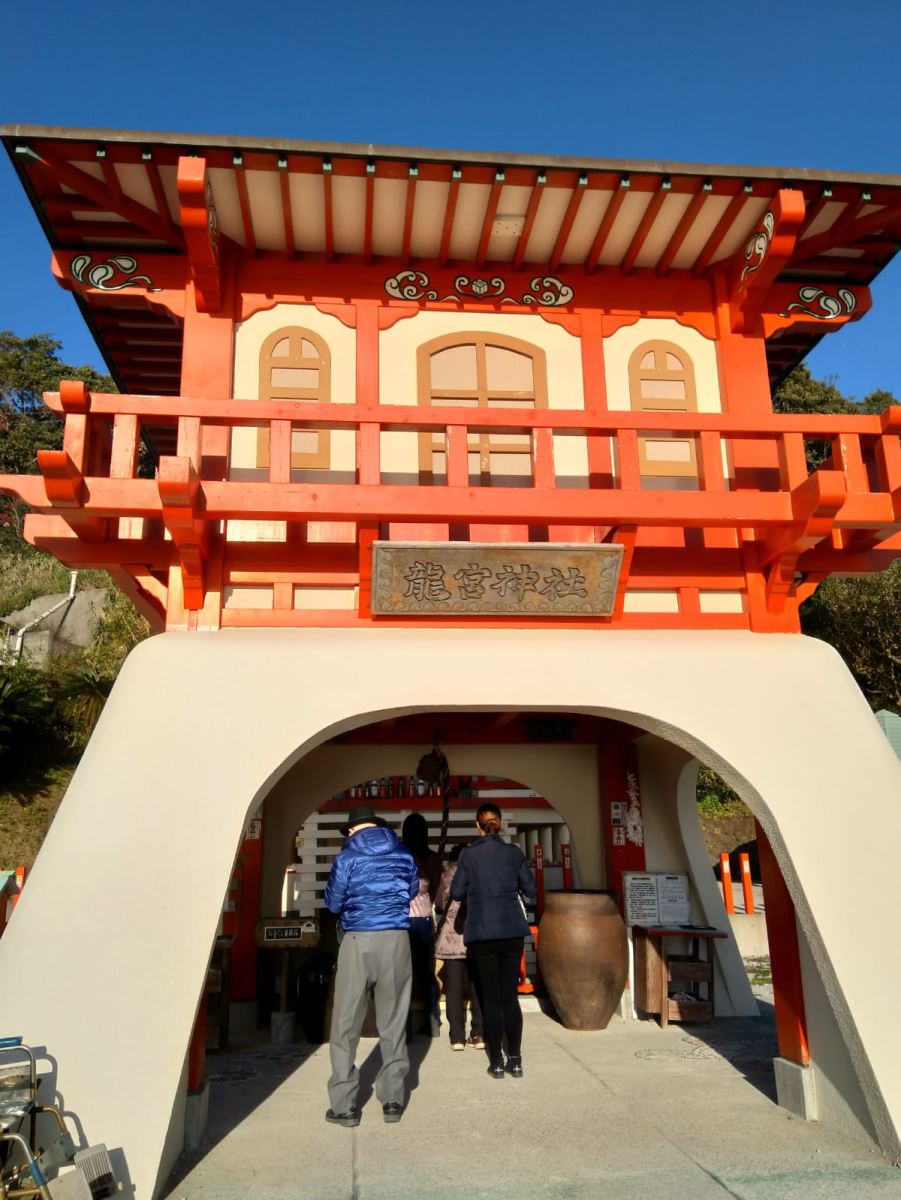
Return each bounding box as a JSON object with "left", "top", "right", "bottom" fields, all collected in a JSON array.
[
  {"left": 657, "top": 185, "right": 707, "bottom": 275},
  {"left": 279, "top": 162, "right": 295, "bottom": 257},
  {"left": 145, "top": 157, "right": 176, "bottom": 239},
  {"left": 621, "top": 186, "right": 667, "bottom": 275},
  {"left": 792, "top": 199, "right": 901, "bottom": 264},
  {"left": 401, "top": 165, "right": 418, "bottom": 263},
  {"left": 476, "top": 170, "right": 504, "bottom": 267},
  {"left": 438, "top": 167, "right": 461, "bottom": 266},
  {"left": 549, "top": 175, "right": 588, "bottom": 271},
  {"left": 692, "top": 187, "right": 746, "bottom": 276},
  {"left": 233, "top": 158, "right": 256, "bottom": 256},
  {"left": 363, "top": 161, "right": 375, "bottom": 264},
  {"left": 32, "top": 150, "right": 182, "bottom": 246},
  {"left": 585, "top": 182, "right": 627, "bottom": 272},
  {"left": 512, "top": 172, "right": 545, "bottom": 270},
  {"left": 323, "top": 159, "right": 334, "bottom": 261}
]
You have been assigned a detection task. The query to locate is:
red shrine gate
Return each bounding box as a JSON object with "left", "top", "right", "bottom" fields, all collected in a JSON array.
[{"left": 1, "top": 126, "right": 901, "bottom": 1199}]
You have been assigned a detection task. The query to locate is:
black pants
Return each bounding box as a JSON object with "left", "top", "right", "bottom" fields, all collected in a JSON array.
[
  {"left": 467, "top": 937, "right": 524, "bottom": 1066},
  {"left": 441, "top": 959, "right": 483, "bottom": 1044}
]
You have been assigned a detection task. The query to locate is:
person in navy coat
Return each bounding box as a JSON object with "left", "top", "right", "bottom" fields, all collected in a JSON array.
[{"left": 450, "top": 802, "right": 537, "bottom": 1078}]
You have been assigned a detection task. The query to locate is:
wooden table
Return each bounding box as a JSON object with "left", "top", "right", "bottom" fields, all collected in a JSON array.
[{"left": 632, "top": 926, "right": 728, "bottom": 1027}]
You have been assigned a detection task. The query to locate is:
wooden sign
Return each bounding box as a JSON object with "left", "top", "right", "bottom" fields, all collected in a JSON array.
[
  {"left": 372, "top": 542, "right": 624, "bottom": 617},
  {"left": 255, "top": 917, "right": 319, "bottom": 948}
]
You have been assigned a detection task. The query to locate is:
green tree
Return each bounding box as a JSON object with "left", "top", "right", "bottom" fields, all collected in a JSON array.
[
  {"left": 0, "top": 330, "right": 114, "bottom": 415},
  {"left": 0, "top": 331, "right": 116, "bottom": 544}
]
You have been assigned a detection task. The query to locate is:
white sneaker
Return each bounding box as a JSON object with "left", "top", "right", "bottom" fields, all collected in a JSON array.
[{"left": 451, "top": 1042, "right": 465, "bottom": 1051}]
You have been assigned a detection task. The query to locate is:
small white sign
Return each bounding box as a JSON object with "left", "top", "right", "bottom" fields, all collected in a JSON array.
[
  {"left": 623, "top": 872, "right": 660, "bottom": 925},
  {"left": 623, "top": 871, "right": 691, "bottom": 926}
]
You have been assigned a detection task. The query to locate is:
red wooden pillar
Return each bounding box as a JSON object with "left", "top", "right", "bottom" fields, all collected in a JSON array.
[
  {"left": 187, "top": 991, "right": 208, "bottom": 1092},
  {"left": 755, "top": 820, "right": 810, "bottom": 1065},
  {"left": 229, "top": 816, "right": 263, "bottom": 1001},
  {"left": 598, "top": 732, "right": 647, "bottom": 913}
]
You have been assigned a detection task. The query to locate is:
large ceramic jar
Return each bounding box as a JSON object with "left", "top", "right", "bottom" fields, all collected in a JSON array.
[{"left": 537, "top": 890, "right": 628, "bottom": 1030}]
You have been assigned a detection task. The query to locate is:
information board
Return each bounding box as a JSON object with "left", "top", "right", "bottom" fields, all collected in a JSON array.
[{"left": 623, "top": 871, "right": 691, "bottom": 926}]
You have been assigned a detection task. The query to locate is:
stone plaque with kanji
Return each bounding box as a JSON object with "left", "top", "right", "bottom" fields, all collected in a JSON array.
[{"left": 372, "top": 542, "right": 624, "bottom": 617}]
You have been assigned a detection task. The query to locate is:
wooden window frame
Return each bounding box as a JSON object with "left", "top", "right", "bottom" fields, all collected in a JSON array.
[
  {"left": 416, "top": 333, "right": 548, "bottom": 484},
  {"left": 256, "top": 327, "right": 332, "bottom": 470},
  {"left": 628, "top": 340, "right": 698, "bottom": 479}
]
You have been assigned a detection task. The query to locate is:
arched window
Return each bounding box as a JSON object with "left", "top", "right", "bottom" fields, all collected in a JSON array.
[
  {"left": 628, "top": 341, "right": 697, "bottom": 480},
  {"left": 256, "top": 327, "right": 331, "bottom": 470},
  {"left": 416, "top": 333, "right": 547, "bottom": 486}
]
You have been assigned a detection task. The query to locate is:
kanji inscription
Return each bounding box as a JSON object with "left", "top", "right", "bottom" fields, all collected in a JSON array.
[{"left": 372, "top": 542, "right": 624, "bottom": 617}]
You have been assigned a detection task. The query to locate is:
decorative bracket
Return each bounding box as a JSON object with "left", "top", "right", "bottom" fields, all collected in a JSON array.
[
  {"left": 759, "top": 468, "right": 846, "bottom": 614},
  {"left": 177, "top": 156, "right": 222, "bottom": 313},
  {"left": 158, "top": 456, "right": 209, "bottom": 609},
  {"left": 728, "top": 189, "right": 805, "bottom": 333}
]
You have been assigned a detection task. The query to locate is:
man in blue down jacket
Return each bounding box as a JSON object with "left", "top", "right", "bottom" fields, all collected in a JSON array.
[{"left": 323, "top": 804, "right": 420, "bottom": 1127}]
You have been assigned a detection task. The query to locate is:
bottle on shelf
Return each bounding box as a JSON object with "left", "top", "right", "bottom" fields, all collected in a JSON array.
[
  {"left": 387, "top": 776, "right": 395, "bottom": 799},
  {"left": 397, "top": 775, "right": 406, "bottom": 799}
]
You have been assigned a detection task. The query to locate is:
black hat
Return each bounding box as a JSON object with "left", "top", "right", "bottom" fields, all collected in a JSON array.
[{"left": 340, "top": 805, "right": 388, "bottom": 836}]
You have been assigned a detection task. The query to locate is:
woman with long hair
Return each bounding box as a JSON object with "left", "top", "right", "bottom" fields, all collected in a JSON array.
[
  {"left": 401, "top": 812, "right": 443, "bottom": 1035},
  {"left": 449, "top": 802, "right": 537, "bottom": 1078}
]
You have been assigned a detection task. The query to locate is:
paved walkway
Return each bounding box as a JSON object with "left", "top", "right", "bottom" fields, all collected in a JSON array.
[{"left": 163, "top": 1005, "right": 901, "bottom": 1200}]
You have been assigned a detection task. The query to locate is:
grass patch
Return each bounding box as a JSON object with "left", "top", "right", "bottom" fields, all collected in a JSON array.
[
  {"left": 744, "top": 956, "right": 772, "bottom": 985},
  {"left": 0, "top": 762, "right": 75, "bottom": 868}
]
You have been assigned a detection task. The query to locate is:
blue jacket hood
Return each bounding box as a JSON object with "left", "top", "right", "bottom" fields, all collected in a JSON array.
[
  {"left": 347, "top": 825, "right": 402, "bottom": 856},
  {"left": 324, "top": 824, "right": 420, "bottom": 932}
]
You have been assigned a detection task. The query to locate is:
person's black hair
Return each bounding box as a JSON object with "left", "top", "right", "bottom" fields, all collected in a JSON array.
[
  {"left": 402, "top": 811, "right": 430, "bottom": 856},
  {"left": 449, "top": 842, "right": 465, "bottom": 862}
]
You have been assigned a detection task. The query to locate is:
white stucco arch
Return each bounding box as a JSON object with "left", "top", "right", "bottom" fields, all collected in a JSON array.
[{"left": 2, "top": 628, "right": 900, "bottom": 1198}]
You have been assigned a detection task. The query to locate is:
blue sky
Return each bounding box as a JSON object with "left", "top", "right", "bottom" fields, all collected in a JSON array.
[{"left": 2, "top": 0, "right": 900, "bottom": 399}]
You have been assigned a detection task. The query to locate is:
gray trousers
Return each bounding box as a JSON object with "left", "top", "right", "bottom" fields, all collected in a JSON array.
[{"left": 328, "top": 930, "right": 412, "bottom": 1113}]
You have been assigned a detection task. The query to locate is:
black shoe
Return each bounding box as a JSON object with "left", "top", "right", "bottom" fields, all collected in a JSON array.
[
  {"left": 383, "top": 1101, "right": 404, "bottom": 1123},
  {"left": 325, "top": 1107, "right": 361, "bottom": 1127},
  {"left": 504, "top": 1056, "right": 523, "bottom": 1078},
  {"left": 487, "top": 1063, "right": 505, "bottom": 1079}
]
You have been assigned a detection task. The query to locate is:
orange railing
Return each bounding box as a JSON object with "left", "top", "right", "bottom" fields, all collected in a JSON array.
[{"left": 1, "top": 383, "right": 898, "bottom": 629}]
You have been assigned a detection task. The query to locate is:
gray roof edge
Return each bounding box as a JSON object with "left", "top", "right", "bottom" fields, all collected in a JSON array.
[{"left": 3, "top": 123, "right": 901, "bottom": 190}]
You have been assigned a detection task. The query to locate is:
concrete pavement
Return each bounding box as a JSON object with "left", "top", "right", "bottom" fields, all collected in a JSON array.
[{"left": 162, "top": 1004, "right": 901, "bottom": 1200}]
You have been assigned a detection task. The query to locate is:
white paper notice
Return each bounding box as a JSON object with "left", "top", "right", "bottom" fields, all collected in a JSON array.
[
  {"left": 624, "top": 872, "right": 660, "bottom": 926},
  {"left": 657, "top": 873, "right": 690, "bottom": 925}
]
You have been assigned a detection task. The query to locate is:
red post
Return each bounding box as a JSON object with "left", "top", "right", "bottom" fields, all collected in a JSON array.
[
  {"left": 561, "top": 843, "right": 573, "bottom": 890},
  {"left": 10, "top": 865, "right": 26, "bottom": 910},
  {"left": 719, "top": 853, "right": 735, "bottom": 913},
  {"left": 756, "top": 821, "right": 809, "bottom": 1064},
  {"left": 739, "top": 852, "right": 755, "bottom": 914},
  {"left": 518, "top": 924, "right": 540, "bottom": 995},
  {"left": 534, "top": 844, "right": 545, "bottom": 918}
]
